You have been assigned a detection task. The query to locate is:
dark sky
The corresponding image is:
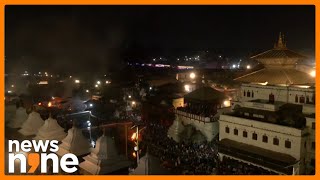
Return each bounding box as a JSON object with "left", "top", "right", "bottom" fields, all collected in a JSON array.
[{"left": 5, "top": 5, "right": 315, "bottom": 73}]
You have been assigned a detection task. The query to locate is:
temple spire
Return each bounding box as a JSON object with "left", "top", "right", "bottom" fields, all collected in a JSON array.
[{"left": 275, "top": 32, "right": 286, "bottom": 49}]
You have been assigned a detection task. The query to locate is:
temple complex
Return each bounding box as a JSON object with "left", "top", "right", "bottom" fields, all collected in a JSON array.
[
  {"left": 218, "top": 33, "right": 315, "bottom": 175},
  {"left": 169, "top": 86, "right": 229, "bottom": 142}
]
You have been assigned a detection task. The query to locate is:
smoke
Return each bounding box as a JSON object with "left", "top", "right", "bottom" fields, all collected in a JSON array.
[{"left": 5, "top": 7, "right": 128, "bottom": 74}]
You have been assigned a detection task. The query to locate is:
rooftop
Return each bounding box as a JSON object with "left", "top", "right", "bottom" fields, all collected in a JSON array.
[
  {"left": 184, "top": 86, "right": 225, "bottom": 103},
  {"left": 234, "top": 68, "right": 314, "bottom": 85},
  {"left": 250, "top": 33, "right": 307, "bottom": 66},
  {"left": 227, "top": 103, "right": 306, "bottom": 129},
  {"left": 218, "top": 139, "right": 296, "bottom": 174}
]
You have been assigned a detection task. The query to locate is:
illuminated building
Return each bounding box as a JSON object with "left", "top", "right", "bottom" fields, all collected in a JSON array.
[{"left": 218, "top": 33, "right": 315, "bottom": 175}]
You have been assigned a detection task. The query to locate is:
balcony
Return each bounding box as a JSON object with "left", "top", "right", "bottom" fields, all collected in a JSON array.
[{"left": 175, "top": 108, "right": 218, "bottom": 123}]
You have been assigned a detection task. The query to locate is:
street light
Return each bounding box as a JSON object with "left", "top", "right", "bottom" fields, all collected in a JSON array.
[
  {"left": 190, "top": 72, "right": 196, "bottom": 79},
  {"left": 75, "top": 79, "right": 80, "bottom": 84},
  {"left": 97, "top": 81, "right": 101, "bottom": 85}
]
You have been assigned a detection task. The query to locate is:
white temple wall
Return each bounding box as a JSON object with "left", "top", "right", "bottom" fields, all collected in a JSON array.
[
  {"left": 178, "top": 114, "right": 219, "bottom": 141},
  {"left": 219, "top": 114, "right": 306, "bottom": 160}
]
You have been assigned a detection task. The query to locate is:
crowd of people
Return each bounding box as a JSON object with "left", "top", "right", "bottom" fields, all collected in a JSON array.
[
  {"left": 142, "top": 123, "right": 218, "bottom": 175},
  {"left": 141, "top": 121, "right": 282, "bottom": 175},
  {"left": 218, "top": 157, "right": 278, "bottom": 175}
]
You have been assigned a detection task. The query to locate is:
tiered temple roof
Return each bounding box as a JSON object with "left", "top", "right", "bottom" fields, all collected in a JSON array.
[{"left": 235, "top": 33, "right": 314, "bottom": 85}]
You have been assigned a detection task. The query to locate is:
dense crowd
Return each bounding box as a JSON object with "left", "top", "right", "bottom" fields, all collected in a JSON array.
[
  {"left": 142, "top": 123, "right": 218, "bottom": 175},
  {"left": 142, "top": 121, "right": 281, "bottom": 175},
  {"left": 218, "top": 157, "right": 278, "bottom": 175}
]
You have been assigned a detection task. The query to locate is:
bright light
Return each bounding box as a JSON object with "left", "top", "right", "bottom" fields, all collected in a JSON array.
[
  {"left": 184, "top": 84, "right": 190, "bottom": 92},
  {"left": 11, "top": 85, "right": 14, "bottom": 88},
  {"left": 149, "top": 87, "right": 152, "bottom": 90},
  {"left": 52, "top": 97, "right": 55, "bottom": 100},
  {"left": 128, "top": 95, "right": 131, "bottom": 98},
  {"left": 132, "top": 152, "right": 137, "bottom": 157},
  {"left": 131, "top": 133, "right": 137, "bottom": 141},
  {"left": 132, "top": 101, "right": 136, "bottom": 105},
  {"left": 75, "top": 79, "right": 80, "bottom": 83},
  {"left": 223, "top": 100, "right": 231, "bottom": 107},
  {"left": 310, "top": 70, "right": 316, "bottom": 77},
  {"left": 48, "top": 102, "right": 52, "bottom": 107},
  {"left": 134, "top": 146, "right": 138, "bottom": 151},
  {"left": 259, "top": 81, "right": 268, "bottom": 86},
  {"left": 7, "top": 90, "right": 12, "bottom": 93},
  {"left": 97, "top": 81, "right": 101, "bottom": 85},
  {"left": 105, "top": 80, "right": 110, "bottom": 84},
  {"left": 91, "top": 141, "right": 95, "bottom": 147},
  {"left": 38, "top": 102, "right": 42, "bottom": 106},
  {"left": 190, "top": 72, "right": 196, "bottom": 79},
  {"left": 89, "top": 103, "right": 93, "bottom": 107},
  {"left": 69, "top": 76, "right": 72, "bottom": 78},
  {"left": 232, "top": 64, "right": 236, "bottom": 68},
  {"left": 95, "top": 84, "right": 98, "bottom": 88},
  {"left": 246, "top": 65, "right": 251, "bottom": 69},
  {"left": 86, "top": 89, "right": 89, "bottom": 93}
]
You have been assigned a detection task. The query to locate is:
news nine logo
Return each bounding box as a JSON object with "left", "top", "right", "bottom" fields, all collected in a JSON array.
[{"left": 8, "top": 140, "right": 79, "bottom": 174}]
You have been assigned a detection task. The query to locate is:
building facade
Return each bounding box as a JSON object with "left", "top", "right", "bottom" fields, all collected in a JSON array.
[{"left": 218, "top": 33, "right": 315, "bottom": 175}]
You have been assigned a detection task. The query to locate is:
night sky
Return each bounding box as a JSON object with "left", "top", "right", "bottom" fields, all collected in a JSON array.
[{"left": 5, "top": 5, "right": 315, "bottom": 73}]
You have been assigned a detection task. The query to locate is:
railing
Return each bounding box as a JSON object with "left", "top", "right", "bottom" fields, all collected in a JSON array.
[{"left": 175, "top": 109, "right": 218, "bottom": 123}]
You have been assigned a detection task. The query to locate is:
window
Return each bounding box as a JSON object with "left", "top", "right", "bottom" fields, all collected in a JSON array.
[
  {"left": 273, "top": 138, "right": 279, "bottom": 145},
  {"left": 299, "top": 96, "right": 305, "bottom": 103},
  {"left": 262, "top": 135, "right": 268, "bottom": 143},
  {"left": 247, "top": 91, "right": 251, "bottom": 97},
  {"left": 252, "top": 91, "right": 254, "bottom": 98},
  {"left": 295, "top": 95, "right": 298, "bottom": 103},
  {"left": 312, "top": 122, "right": 315, "bottom": 130},
  {"left": 243, "top": 131, "right": 248, "bottom": 138},
  {"left": 252, "top": 133, "right": 257, "bottom": 140},
  {"left": 312, "top": 142, "right": 315, "bottom": 150},
  {"left": 285, "top": 140, "right": 291, "bottom": 149},
  {"left": 225, "top": 127, "right": 230, "bottom": 133},
  {"left": 269, "top": 93, "right": 275, "bottom": 103},
  {"left": 234, "top": 129, "right": 238, "bottom": 135}
]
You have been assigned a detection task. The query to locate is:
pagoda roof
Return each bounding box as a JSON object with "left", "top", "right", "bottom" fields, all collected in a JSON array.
[
  {"left": 234, "top": 68, "right": 315, "bottom": 85},
  {"left": 251, "top": 48, "right": 307, "bottom": 60},
  {"left": 184, "top": 86, "right": 225, "bottom": 102},
  {"left": 250, "top": 33, "right": 307, "bottom": 66}
]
